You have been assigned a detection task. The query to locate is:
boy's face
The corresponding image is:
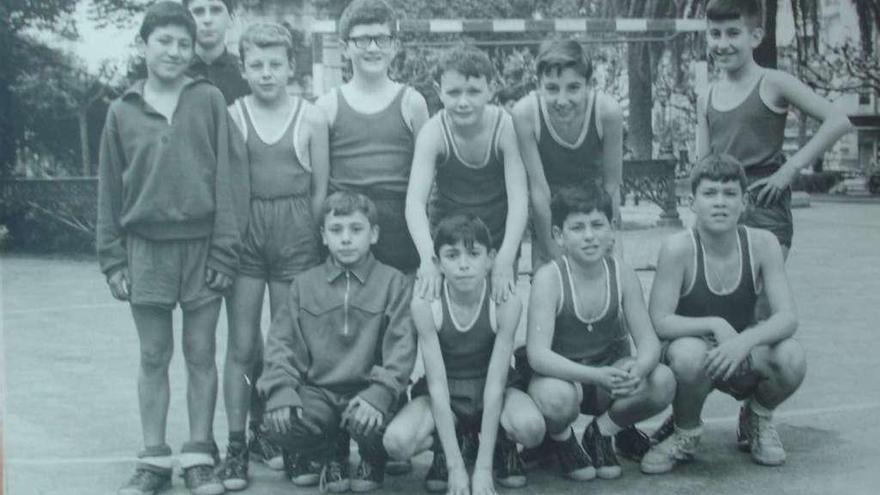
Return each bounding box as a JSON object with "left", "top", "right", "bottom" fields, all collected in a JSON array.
[
  {"left": 143, "top": 25, "right": 194, "bottom": 84},
  {"left": 437, "top": 240, "right": 493, "bottom": 293},
  {"left": 242, "top": 45, "right": 293, "bottom": 103},
  {"left": 706, "top": 17, "right": 763, "bottom": 72},
  {"left": 437, "top": 70, "right": 493, "bottom": 128},
  {"left": 343, "top": 23, "right": 397, "bottom": 78},
  {"left": 187, "top": 0, "right": 231, "bottom": 50},
  {"left": 322, "top": 210, "right": 378, "bottom": 267},
  {"left": 691, "top": 179, "right": 746, "bottom": 233},
  {"left": 539, "top": 67, "right": 588, "bottom": 122},
  {"left": 553, "top": 210, "right": 613, "bottom": 265}
]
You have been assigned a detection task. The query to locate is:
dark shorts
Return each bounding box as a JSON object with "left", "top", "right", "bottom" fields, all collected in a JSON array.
[
  {"left": 366, "top": 192, "right": 420, "bottom": 274},
  {"left": 240, "top": 196, "right": 322, "bottom": 282},
  {"left": 742, "top": 169, "right": 793, "bottom": 249},
  {"left": 126, "top": 234, "right": 221, "bottom": 311},
  {"left": 411, "top": 367, "right": 525, "bottom": 428},
  {"left": 660, "top": 337, "right": 760, "bottom": 401}
]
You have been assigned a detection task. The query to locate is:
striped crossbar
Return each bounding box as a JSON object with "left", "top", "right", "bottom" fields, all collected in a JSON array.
[{"left": 310, "top": 18, "right": 705, "bottom": 34}]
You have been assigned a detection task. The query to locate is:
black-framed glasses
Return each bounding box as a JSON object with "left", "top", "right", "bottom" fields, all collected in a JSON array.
[{"left": 347, "top": 34, "right": 395, "bottom": 49}]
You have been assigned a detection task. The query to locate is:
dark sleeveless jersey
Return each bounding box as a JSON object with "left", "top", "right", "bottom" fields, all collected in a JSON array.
[
  {"left": 676, "top": 227, "right": 758, "bottom": 332},
  {"left": 431, "top": 106, "right": 507, "bottom": 250},
  {"left": 535, "top": 91, "right": 604, "bottom": 192},
  {"left": 432, "top": 280, "right": 496, "bottom": 380},
  {"left": 233, "top": 97, "right": 310, "bottom": 199},
  {"left": 329, "top": 86, "right": 414, "bottom": 194},
  {"left": 706, "top": 74, "right": 787, "bottom": 172},
  {"left": 551, "top": 255, "right": 629, "bottom": 363}
]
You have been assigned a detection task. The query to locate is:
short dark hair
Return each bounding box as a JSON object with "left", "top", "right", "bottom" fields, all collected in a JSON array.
[
  {"left": 689, "top": 153, "right": 748, "bottom": 194},
  {"left": 535, "top": 40, "right": 593, "bottom": 81},
  {"left": 182, "top": 0, "right": 235, "bottom": 12},
  {"left": 338, "top": 0, "right": 396, "bottom": 40},
  {"left": 433, "top": 44, "right": 495, "bottom": 84},
  {"left": 239, "top": 22, "right": 295, "bottom": 63},
  {"left": 322, "top": 191, "right": 379, "bottom": 225},
  {"left": 139, "top": 1, "right": 197, "bottom": 43},
  {"left": 706, "top": 0, "right": 764, "bottom": 28},
  {"left": 432, "top": 213, "right": 493, "bottom": 256},
  {"left": 551, "top": 184, "right": 614, "bottom": 228}
]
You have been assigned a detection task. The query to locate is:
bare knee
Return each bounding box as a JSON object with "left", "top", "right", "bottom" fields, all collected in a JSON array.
[
  {"left": 383, "top": 425, "right": 417, "bottom": 461},
  {"left": 503, "top": 409, "right": 546, "bottom": 448},
  {"left": 183, "top": 338, "right": 217, "bottom": 371},
  {"left": 227, "top": 333, "right": 259, "bottom": 369},
  {"left": 646, "top": 364, "right": 677, "bottom": 407},
  {"left": 667, "top": 338, "right": 710, "bottom": 385},
  {"left": 768, "top": 339, "right": 807, "bottom": 386},
  {"left": 530, "top": 382, "right": 579, "bottom": 431},
  {"left": 140, "top": 342, "right": 173, "bottom": 375}
]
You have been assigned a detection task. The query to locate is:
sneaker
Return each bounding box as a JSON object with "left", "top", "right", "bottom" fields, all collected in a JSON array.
[
  {"left": 424, "top": 449, "right": 448, "bottom": 493},
  {"left": 319, "top": 459, "right": 351, "bottom": 493},
  {"left": 118, "top": 467, "right": 172, "bottom": 495},
  {"left": 650, "top": 415, "right": 676, "bottom": 445},
  {"left": 217, "top": 442, "right": 248, "bottom": 491},
  {"left": 283, "top": 449, "right": 321, "bottom": 487},
  {"left": 581, "top": 419, "right": 621, "bottom": 479},
  {"left": 248, "top": 424, "right": 283, "bottom": 470},
  {"left": 615, "top": 425, "right": 652, "bottom": 462},
  {"left": 458, "top": 427, "right": 479, "bottom": 469},
  {"left": 640, "top": 428, "right": 700, "bottom": 474},
  {"left": 742, "top": 406, "right": 786, "bottom": 466},
  {"left": 385, "top": 458, "right": 413, "bottom": 475},
  {"left": 549, "top": 428, "right": 596, "bottom": 481},
  {"left": 351, "top": 458, "right": 385, "bottom": 492},
  {"left": 520, "top": 436, "right": 553, "bottom": 469},
  {"left": 182, "top": 464, "right": 225, "bottom": 495},
  {"left": 494, "top": 434, "right": 527, "bottom": 488}
]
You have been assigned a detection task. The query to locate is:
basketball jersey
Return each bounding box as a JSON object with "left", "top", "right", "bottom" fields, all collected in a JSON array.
[
  {"left": 233, "top": 97, "right": 311, "bottom": 199},
  {"left": 676, "top": 227, "right": 758, "bottom": 333},
  {"left": 550, "top": 255, "right": 629, "bottom": 363},
  {"left": 430, "top": 280, "right": 497, "bottom": 380},
  {"left": 432, "top": 106, "right": 507, "bottom": 250},
  {"left": 706, "top": 74, "right": 787, "bottom": 172},
  {"left": 329, "top": 86, "right": 414, "bottom": 195},
  {"left": 535, "top": 91, "right": 604, "bottom": 192}
]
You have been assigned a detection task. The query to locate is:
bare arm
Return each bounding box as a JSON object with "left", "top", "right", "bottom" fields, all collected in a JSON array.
[
  {"left": 599, "top": 94, "right": 623, "bottom": 225},
  {"left": 304, "top": 103, "right": 330, "bottom": 222},
  {"left": 492, "top": 113, "right": 529, "bottom": 302},
  {"left": 403, "top": 87, "right": 430, "bottom": 137},
  {"left": 695, "top": 92, "right": 710, "bottom": 160},
  {"left": 619, "top": 262, "right": 660, "bottom": 375}
]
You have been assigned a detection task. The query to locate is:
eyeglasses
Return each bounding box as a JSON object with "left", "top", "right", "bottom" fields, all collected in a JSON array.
[{"left": 346, "top": 35, "right": 395, "bottom": 49}]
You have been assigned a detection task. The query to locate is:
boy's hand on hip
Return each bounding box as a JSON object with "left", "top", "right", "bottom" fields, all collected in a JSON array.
[
  {"left": 415, "top": 260, "right": 442, "bottom": 301},
  {"left": 448, "top": 465, "right": 471, "bottom": 495},
  {"left": 205, "top": 268, "right": 232, "bottom": 291},
  {"left": 341, "top": 396, "right": 383, "bottom": 438},
  {"left": 107, "top": 267, "right": 130, "bottom": 301},
  {"left": 749, "top": 169, "right": 793, "bottom": 206},
  {"left": 471, "top": 467, "right": 496, "bottom": 495},
  {"left": 490, "top": 259, "right": 515, "bottom": 304},
  {"left": 705, "top": 337, "right": 750, "bottom": 381}
]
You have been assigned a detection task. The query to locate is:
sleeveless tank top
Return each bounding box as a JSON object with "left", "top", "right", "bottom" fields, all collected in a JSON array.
[
  {"left": 431, "top": 280, "right": 497, "bottom": 380},
  {"left": 432, "top": 106, "right": 507, "bottom": 250},
  {"left": 235, "top": 97, "right": 311, "bottom": 199},
  {"left": 676, "top": 227, "right": 758, "bottom": 332},
  {"left": 329, "top": 86, "right": 414, "bottom": 195},
  {"left": 536, "top": 91, "right": 604, "bottom": 192},
  {"left": 551, "top": 255, "right": 628, "bottom": 363},
  {"left": 706, "top": 75, "right": 787, "bottom": 173}
]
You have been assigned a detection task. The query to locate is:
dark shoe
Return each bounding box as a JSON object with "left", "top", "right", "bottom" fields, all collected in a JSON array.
[
  {"left": 384, "top": 458, "right": 413, "bottom": 475},
  {"left": 651, "top": 415, "right": 676, "bottom": 445},
  {"left": 351, "top": 458, "right": 385, "bottom": 492},
  {"left": 118, "top": 467, "right": 172, "bottom": 495},
  {"left": 458, "top": 427, "right": 479, "bottom": 469},
  {"left": 520, "top": 435, "right": 553, "bottom": 469},
  {"left": 248, "top": 424, "right": 283, "bottom": 470},
  {"left": 182, "top": 464, "right": 225, "bottom": 495},
  {"left": 319, "top": 459, "right": 351, "bottom": 493},
  {"left": 736, "top": 404, "right": 751, "bottom": 452},
  {"left": 615, "top": 425, "right": 651, "bottom": 461},
  {"left": 494, "top": 433, "right": 527, "bottom": 488},
  {"left": 282, "top": 449, "right": 321, "bottom": 487},
  {"left": 549, "top": 428, "right": 595, "bottom": 481},
  {"left": 217, "top": 442, "right": 249, "bottom": 491},
  {"left": 581, "top": 419, "right": 621, "bottom": 479},
  {"left": 424, "top": 449, "right": 448, "bottom": 493}
]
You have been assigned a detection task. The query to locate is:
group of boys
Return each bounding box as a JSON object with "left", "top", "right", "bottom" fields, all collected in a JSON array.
[{"left": 97, "top": 0, "right": 852, "bottom": 494}]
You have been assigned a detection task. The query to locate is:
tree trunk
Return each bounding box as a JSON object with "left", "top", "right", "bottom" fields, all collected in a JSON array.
[
  {"left": 78, "top": 108, "right": 90, "bottom": 176},
  {"left": 754, "top": 0, "right": 779, "bottom": 68},
  {"left": 627, "top": 40, "right": 654, "bottom": 158}
]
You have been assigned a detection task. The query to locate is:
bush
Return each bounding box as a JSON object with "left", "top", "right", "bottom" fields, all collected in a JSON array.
[
  {"left": 790, "top": 171, "right": 845, "bottom": 193},
  {"left": 0, "top": 202, "right": 94, "bottom": 255}
]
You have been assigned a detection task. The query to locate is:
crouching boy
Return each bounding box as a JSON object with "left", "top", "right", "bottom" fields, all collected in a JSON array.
[{"left": 256, "top": 191, "right": 417, "bottom": 493}]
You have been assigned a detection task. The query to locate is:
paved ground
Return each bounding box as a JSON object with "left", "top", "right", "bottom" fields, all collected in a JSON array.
[{"left": 2, "top": 200, "right": 880, "bottom": 494}]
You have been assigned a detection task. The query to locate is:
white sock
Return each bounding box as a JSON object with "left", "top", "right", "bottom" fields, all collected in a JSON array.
[
  {"left": 550, "top": 428, "right": 572, "bottom": 441},
  {"left": 749, "top": 400, "right": 774, "bottom": 419},
  {"left": 595, "top": 413, "right": 623, "bottom": 436}
]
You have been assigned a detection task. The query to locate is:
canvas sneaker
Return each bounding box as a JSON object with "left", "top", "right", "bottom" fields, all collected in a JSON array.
[
  {"left": 248, "top": 424, "right": 283, "bottom": 470},
  {"left": 549, "top": 428, "right": 596, "bottom": 481},
  {"left": 319, "top": 459, "right": 351, "bottom": 493},
  {"left": 118, "top": 467, "right": 172, "bottom": 495},
  {"left": 494, "top": 433, "right": 527, "bottom": 488},
  {"left": 615, "top": 424, "right": 652, "bottom": 461},
  {"left": 182, "top": 464, "right": 225, "bottom": 495},
  {"left": 351, "top": 458, "right": 385, "bottom": 492},
  {"left": 216, "top": 442, "right": 248, "bottom": 491},
  {"left": 283, "top": 450, "right": 321, "bottom": 487},
  {"left": 582, "top": 419, "right": 621, "bottom": 479},
  {"left": 742, "top": 405, "right": 786, "bottom": 466},
  {"left": 640, "top": 428, "right": 700, "bottom": 474}
]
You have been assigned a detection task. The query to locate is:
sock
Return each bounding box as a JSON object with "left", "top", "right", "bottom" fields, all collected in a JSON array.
[
  {"left": 549, "top": 428, "right": 572, "bottom": 442},
  {"left": 229, "top": 430, "right": 246, "bottom": 445},
  {"left": 749, "top": 400, "right": 774, "bottom": 419},
  {"left": 595, "top": 413, "right": 623, "bottom": 436},
  {"left": 674, "top": 423, "right": 702, "bottom": 437}
]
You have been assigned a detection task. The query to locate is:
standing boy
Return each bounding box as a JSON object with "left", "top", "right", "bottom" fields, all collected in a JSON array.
[
  {"left": 257, "top": 191, "right": 417, "bottom": 493},
  {"left": 185, "top": 0, "right": 249, "bottom": 104},
  {"left": 696, "top": 0, "right": 852, "bottom": 257},
  {"left": 97, "top": 3, "right": 242, "bottom": 494},
  {"left": 405, "top": 44, "right": 529, "bottom": 305},
  {"left": 640, "top": 154, "right": 806, "bottom": 474},
  {"left": 525, "top": 185, "right": 675, "bottom": 482},
  {"left": 316, "top": 0, "right": 429, "bottom": 275}
]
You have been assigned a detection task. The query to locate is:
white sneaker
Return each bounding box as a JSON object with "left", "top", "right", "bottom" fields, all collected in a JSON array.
[
  {"left": 640, "top": 428, "right": 700, "bottom": 474},
  {"left": 744, "top": 407, "right": 786, "bottom": 466}
]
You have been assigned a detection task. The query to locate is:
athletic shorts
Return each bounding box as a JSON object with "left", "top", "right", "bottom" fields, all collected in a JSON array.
[
  {"left": 742, "top": 168, "right": 793, "bottom": 249},
  {"left": 660, "top": 337, "right": 760, "bottom": 401},
  {"left": 411, "top": 367, "right": 525, "bottom": 428},
  {"left": 370, "top": 193, "right": 420, "bottom": 274},
  {"left": 126, "top": 234, "right": 220, "bottom": 311},
  {"left": 240, "top": 196, "right": 321, "bottom": 282}
]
